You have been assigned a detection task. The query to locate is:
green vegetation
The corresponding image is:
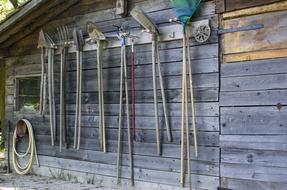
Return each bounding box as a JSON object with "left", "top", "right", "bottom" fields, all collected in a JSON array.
[
  {"left": 0, "top": 0, "right": 30, "bottom": 21},
  {"left": 0, "top": 64, "right": 4, "bottom": 152}
]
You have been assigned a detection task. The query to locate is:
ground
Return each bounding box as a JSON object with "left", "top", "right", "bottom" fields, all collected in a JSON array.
[{"left": 0, "top": 173, "right": 116, "bottom": 190}]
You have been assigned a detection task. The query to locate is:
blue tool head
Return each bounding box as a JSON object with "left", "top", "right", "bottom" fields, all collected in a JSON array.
[{"left": 171, "top": 0, "right": 201, "bottom": 24}]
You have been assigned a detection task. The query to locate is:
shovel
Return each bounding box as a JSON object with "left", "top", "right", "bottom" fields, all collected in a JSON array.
[{"left": 73, "top": 28, "right": 85, "bottom": 150}]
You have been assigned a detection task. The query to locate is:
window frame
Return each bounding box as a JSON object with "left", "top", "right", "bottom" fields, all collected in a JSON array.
[{"left": 14, "top": 74, "right": 41, "bottom": 113}]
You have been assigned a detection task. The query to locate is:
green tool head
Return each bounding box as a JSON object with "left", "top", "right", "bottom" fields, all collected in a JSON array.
[{"left": 171, "top": 0, "right": 201, "bottom": 24}]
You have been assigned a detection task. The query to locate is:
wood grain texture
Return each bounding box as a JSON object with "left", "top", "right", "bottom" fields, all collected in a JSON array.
[
  {"left": 221, "top": 178, "right": 287, "bottom": 190},
  {"left": 220, "top": 135, "right": 287, "bottom": 151},
  {"left": 223, "top": 49, "right": 287, "bottom": 63},
  {"left": 223, "top": 0, "right": 287, "bottom": 19},
  {"left": 4, "top": 1, "right": 220, "bottom": 189},
  {"left": 30, "top": 161, "right": 219, "bottom": 190},
  {"left": 223, "top": 11, "right": 287, "bottom": 55},
  {"left": 222, "top": 148, "right": 287, "bottom": 168},
  {"left": 221, "top": 107, "right": 287, "bottom": 135},
  {"left": 221, "top": 57, "right": 287, "bottom": 77},
  {"left": 221, "top": 73, "right": 287, "bottom": 92},
  {"left": 221, "top": 163, "right": 287, "bottom": 183}
]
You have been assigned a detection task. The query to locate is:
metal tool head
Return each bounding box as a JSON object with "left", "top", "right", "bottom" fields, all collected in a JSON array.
[
  {"left": 57, "top": 25, "right": 71, "bottom": 47},
  {"left": 130, "top": 6, "right": 159, "bottom": 35},
  {"left": 73, "top": 28, "right": 85, "bottom": 51},
  {"left": 113, "top": 21, "right": 132, "bottom": 39},
  {"left": 87, "top": 21, "right": 106, "bottom": 42},
  {"left": 38, "top": 29, "right": 50, "bottom": 48},
  {"left": 45, "top": 32, "right": 56, "bottom": 48}
]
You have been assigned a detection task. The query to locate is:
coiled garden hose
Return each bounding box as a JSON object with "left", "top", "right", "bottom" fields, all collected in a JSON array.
[{"left": 12, "top": 119, "right": 39, "bottom": 175}]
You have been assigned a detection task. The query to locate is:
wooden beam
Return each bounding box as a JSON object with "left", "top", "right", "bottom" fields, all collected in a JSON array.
[
  {"left": 116, "top": 0, "right": 127, "bottom": 16},
  {"left": 225, "top": 0, "right": 283, "bottom": 12},
  {"left": 0, "top": 0, "right": 78, "bottom": 48},
  {"left": 223, "top": 0, "right": 287, "bottom": 19},
  {"left": 0, "top": 0, "right": 60, "bottom": 46},
  {"left": 0, "top": 0, "right": 49, "bottom": 33},
  {"left": 223, "top": 49, "right": 287, "bottom": 63},
  {"left": 215, "top": 0, "right": 225, "bottom": 13}
]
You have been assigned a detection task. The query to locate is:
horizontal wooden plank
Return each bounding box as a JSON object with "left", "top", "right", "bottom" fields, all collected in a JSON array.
[
  {"left": 222, "top": 148, "right": 287, "bottom": 168},
  {"left": 220, "top": 90, "right": 287, "bottom": 106},
  {"left": 220, "top": 135, "right": 287, "bottom": 151},
  {"left": 11, "top": 0, "right": 217, "bottom": 51},
  {"left": 221, "top": 107, "right": 287, "bottom": 135},
  {"left": 5, "top": 88, "right": 218, "bottom": 105},
  {"left": 15, "top": 128, "right": 218, "bottom": 149},
  {"left": 223, "top": 11, "right": 287, "bottom": 55},
  {"left": 221, "top": 177, "right": 287, "bottom": 190},
  {"left": 64, "top": 88, "right": 218, "bottom": 104},
  {"left": 14, "top": 138, "right": 219, "bottom": 162},
  {"left": 5, "top": 43, "right": 219, "bottom": 84},
  {"left": 9, "top": 114, "right": 219, "bottom": 131},
  {"left": 63, "top": 102, "right": 219, "bottom": 117},
  {"left": 221, "top": 58, "right": 287, "bottom": 77},
  {"left": 15, "top": 144, "right": 219, "bottom": 176},
  {"left": 31, "top": 162, "right": 219, "bottom": 190},
  {"left": 221, "top": 163, "right": 287, "bottom": 183},
  {"left": 34, "top": 155, "right": 219, "bottom": 188},
  {"left": 221, "top": 73, "right": 287, "bottom": 92},
  {"left": 223, "top": 0, "right": 287, "bottom": 19},
  {"left": 223, "top": 49, "right": 287, "bottom": 63},
  {"left": 64, "top": 72, "right": 219, "bottom": 92}
]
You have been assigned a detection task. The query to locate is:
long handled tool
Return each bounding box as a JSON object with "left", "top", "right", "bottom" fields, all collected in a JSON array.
[
  {"left": 180, "top": 24, "right": 192, "bottom": 189},
  {"left": 131, "top": 39, "right": 136, "bottom": 141},
  {"left": 40, "top": 31, "right": 57, "bottom": 146},
  {"left": 73, "top": 29, "right": 84, "bottom": 150},
  {"left": 131, "top": 6, "right": 172, "bottom": 156},
  {"left": 87, "top": 22, "right": 107, "bottom": 152},
  {"left": 38, "top": 30, "right": 47, "bottom": 115},
  {"left": 170, "top": 0, "right": 202, "bottom": 188},
  {"left": 57, "top": 26, "right": 70, "bottom": 152},
  {"left": 116, "top": 24, "right": 134, "bottom": 186}
]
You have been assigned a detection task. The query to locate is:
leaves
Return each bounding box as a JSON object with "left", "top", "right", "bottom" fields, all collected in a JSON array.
[{"left": 0, "top": 0, "right": 29, "bottom": 21}]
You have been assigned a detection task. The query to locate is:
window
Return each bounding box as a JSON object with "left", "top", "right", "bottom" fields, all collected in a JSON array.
[{"left": 16, "top": 76, "right": 41, "bottom": 112}]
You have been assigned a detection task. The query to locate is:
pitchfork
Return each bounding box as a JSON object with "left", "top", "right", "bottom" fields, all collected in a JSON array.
[{"left": 56, "top": 26, "right": 71, "bottom": 152}]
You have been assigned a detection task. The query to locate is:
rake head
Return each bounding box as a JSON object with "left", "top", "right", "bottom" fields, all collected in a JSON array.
[{"left": 57, "top": 25, "right": 71, "bottom": 47}]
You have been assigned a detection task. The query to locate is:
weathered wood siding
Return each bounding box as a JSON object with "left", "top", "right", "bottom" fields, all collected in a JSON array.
[
  {"left": 219, "top": 1, "right": 287, "bottom": 189},
  {"left": 4, "top": 0, "right": 220, "bottom": 189},
  {"left": 4, "top": 0, "right": 287, "bottom": 189},
  {"left": 220, "top": 58, "right": 287, "bottom": 189}
]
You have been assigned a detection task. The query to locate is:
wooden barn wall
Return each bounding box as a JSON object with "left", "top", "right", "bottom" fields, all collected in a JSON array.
[
  {"left": 4, "top": 0, "right": 220, "bottom": 189},
  {"left": 219, "top": 1, "right": 287, "bottom": 190}
]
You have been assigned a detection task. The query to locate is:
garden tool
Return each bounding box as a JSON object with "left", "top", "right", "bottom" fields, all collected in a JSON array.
[
  {"left": 56, "top": 26, "right": 71, "bottom": 152},
  {"left": 171, "top": 0, "right": 202, "bottom": 188},
  {"left": 37, "top": 29, "right": 47, "bottom": 115},
  {"left": 73, "top": 28, "right": 84, "bottom": 150},
  {"left": 87, "top": 21, "right": 107, "bottom": 152},
  {"left": 131, "top": 39, "right": 136, "bottom": 141},
  {"left": 115, "top": 23, "right": 134, "bottom": 186},
  {"left": 131, "top": 6, "right": 172, "bottom": 156},
  {"left": 40, "top": 31, "right": 57, "bottom": 146}
]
